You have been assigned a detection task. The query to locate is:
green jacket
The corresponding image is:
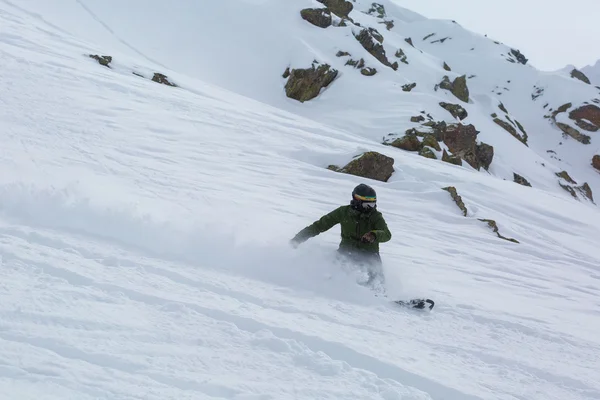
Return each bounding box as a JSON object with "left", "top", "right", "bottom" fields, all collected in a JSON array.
[{"left": 292, "top": 205, "right": 392, "bottom": 253}]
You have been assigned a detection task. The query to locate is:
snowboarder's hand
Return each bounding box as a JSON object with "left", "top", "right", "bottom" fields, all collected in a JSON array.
[{"left": 360, "top": 232, "right": 376, "bottom": 244}]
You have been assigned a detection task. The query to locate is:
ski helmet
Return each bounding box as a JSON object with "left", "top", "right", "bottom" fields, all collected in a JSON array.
[{"left": 351, "top": 183, "right": 377, "bottom": 211}]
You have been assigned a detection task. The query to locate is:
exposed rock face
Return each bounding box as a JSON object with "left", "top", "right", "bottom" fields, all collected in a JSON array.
[
  {"left": 478, "top": 219, "right": 519, "bottom": 243},
  {"left": 317, "top": 0, "right": 353, "bottom": 18},
  {"left": 411, "top": 115, "right": 425, "bottom": 123},
  {"left": 367, "top": 2, "right": 386, "bottom": 18},
  {"left": 443, "top": 62, "right": 451, "bottom": 71},
  {"left": 443, "top": 124, "right": 493, "bottom": 170},
  {"left": 419, "top": 147, "right": 437, "bottom": 159},
  {"left": 422, "top": 134, "right": 441, "bottom": 151},
  {"left": 390, "top": 134, "right": 421, "bottom": 151},
  {"left": 361, "top": 67, "right": 377, "bottom": 76},
  {"left": 284, "top": 64, "right": 338, "bottom": 102},
  {"left": 354, "top": 28, "right": 395, "bottom": 69},
  {"left": 439, "top": 102, "right": 468, "bottom": 120},
  {"left": 438, "top": 75, "right": 469, "bottom": 103},
  {"left": 509, "top": 49, "right": 528, "bottom": 65},
  {"left": 570, "top": 68, "right": 591, "bottom": 84},
  {"left": 402, "top": 83, "right": 416, "bottom": 92},
  {"left": 330, "top": 152, "right": 394, "bottom": 182},
  {"left": 556, "top": 122, "right": 591, "bottom": 144},
  {"left": 555, "top": 171, "right": 594, "bottom": 202},
  {"left": 89, "top": 54, "right": 112, "bottom": 68},
  {"left": 493, "top": 118, "right": 527, "bottom": 145},
  {"left": 395, "top": 49, "right": 408, "bottom": 64},
  {"left": 569, "top": 104, "right": 600, "bottom": 131},
  {"left": 442, "top": 149, "right": 462, "bottom": 166},
  {"left": 513, "top": 173, "right": 532, "bottom": 187},
  {"left": 593, "top": 155, "right": 600, "bottom": 171},
  {"left": 442, "top": 186, "right": 467, "bottom": 216},
  {"left": 578, "top": 183, "right": 594, "bottom": 202},
  {"left": 152, "top": 73, "right": 177, "bottom": 87},
  {"left": 300, "top": 8, "right": 332, "bottom": 28},
  {"left": 556, "top": 171, "right": 577, "bottom": 184}
]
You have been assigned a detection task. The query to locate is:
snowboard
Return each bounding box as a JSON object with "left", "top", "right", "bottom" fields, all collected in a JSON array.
[{"left": 393, "top": 298, "right": 435, "bottom": 310}]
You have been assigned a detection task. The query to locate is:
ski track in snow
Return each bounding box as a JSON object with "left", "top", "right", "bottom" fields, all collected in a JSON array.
[{"left": 1, "top": 1, "right": 600, "bottom": 400}]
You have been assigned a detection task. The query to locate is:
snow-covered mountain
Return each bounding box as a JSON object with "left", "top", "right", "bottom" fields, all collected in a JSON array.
[
  {"left": 1, "top": 1, "right": 600, "bottom": 399},
  {"left": 582, "top": 59, "right": 600, "bottom": 85}
]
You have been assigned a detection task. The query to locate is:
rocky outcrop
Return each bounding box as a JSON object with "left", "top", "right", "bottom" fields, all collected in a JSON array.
[
  {"left": 438, "top": 75, "right": 469, "bottom": 103},
  {"left": 508, "top": 49, "right": 528, "bottom": 65},
  {"left": 442, "top": 124, "right": 494, "bottom": 170},
  {"left": 443, "top": 62, "right": 451, "bottom": 71},
  {"left": 284, "top": 63, "right": 338, "bottom": 102},
  {"left": 152, "top": 73, "right": 177, "bottom": 87},
  {"left": 513, "top": 173, "right": 532, "bottom": 187},
  {"left": 89, "top": 54, "right": 112, "bottom": 68},
  {"left": 329, "top": 152, "right": 394, "bottom": 182},
  {"left": 442, "top": 149, "right": 462, "bottom": 166},
  {"left": 556, "top": 122, "right": 591, "bottom": 144},
  {"left": 593, "top": 155, "right": 600, "bottom": 171},
  {"left": 354, "top": 28, "right": 398, "bottom": 70},
  {"left": 411, "top": 115, "right": 425, "bottom": 123},
  {"left": 568, "top": 104, "right": 600, "bottom": 132},
  {"left": 402, "top": 83, "right": 416, "bottom": 92},
  {"left": 300, "top": 8, "right": 332, "bottom": 28},
  {"left": 475, "top": 143, "right": 494, "bottom": 171},
  {"left": 317, "top": 0, "right": 353, "bottom": 18},
  {"left": 389, "top": 134, "right": 421, "bottom": 151},
  {"left": 442, "top": 186, "right": 467, "bottom": 216},
  {"left": 395, "top": 49, "right": 408, "bottom": 64},
  {"left": 570, "top": 68, "right": 591, "bottom": 84},
  {"left": 361, "top": 67, "right": 377, "bottom": 76},
  {"left": 419, "top": 147, "right": 436, "bottom": 159},
  {"left": 478, "top": 219, "right": 519, "bottom": 243},
  {"left": 366, "top": 2, "right": 386, "bottom": 18},
  {"left": 439, "top": 102, "right": 468, "bottom": 120},
  {"left": 422, "top": 134, "right": 441, "bottom": 151},
  {"left": 493, "top": 118, "right": 527, "bottom": 145},
  {"left": 555, "top": 171, "right": 594, "bottom": 202}
]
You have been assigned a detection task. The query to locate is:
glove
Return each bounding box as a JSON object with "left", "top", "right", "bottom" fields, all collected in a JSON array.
[{"left": 360, "top": 232, "right": 376, "bottom": 244}]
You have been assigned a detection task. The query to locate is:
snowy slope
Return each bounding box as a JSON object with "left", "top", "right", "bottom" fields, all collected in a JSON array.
[
  {"left": 14, "top": 0, "right": 600, "bottom": 200},
  {"left": 1, "top": 1, "right": 600, "bottom": 400}
]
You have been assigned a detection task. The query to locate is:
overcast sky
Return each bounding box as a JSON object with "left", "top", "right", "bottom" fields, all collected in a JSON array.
[{"left": 393, "top": 0, "right": 600, "bottom": 71}]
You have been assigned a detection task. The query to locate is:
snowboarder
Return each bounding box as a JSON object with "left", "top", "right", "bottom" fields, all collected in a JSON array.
[{"left": 290, "top": 183, "right": 392, "bottom": 287}]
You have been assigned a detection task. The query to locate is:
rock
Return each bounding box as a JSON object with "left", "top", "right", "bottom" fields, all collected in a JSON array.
[
  {"left": 577, "top": 183, "right": 594, "bottom": 202},
  {"left": 513, "top": 173, "right": 532, "bottom": 187},
  {"left": 593, "top": 155, "right": 600, "bottom": 171},
  {"left": 405, "top": 37, "right": 414, "bottom": 47},
  {"left": 336, "top": 51, "right": 351, "bottom": 57},
  {"left": 422, "top": 134, "right": 441, "bottom": 151},
  {"left": 317, "top": 0, "right": 353, "bottom": 18},
  {"left": 394, "top": 49, "right": 408, "bottom": 64},
  {"left": 284, "top": 63, "right": 338, "bottom": 102},
  {"left": 402, "top": 83, "right": 416, "bottom": 92},
  {"left": 361, "top": 67, "right": 377, "bottom": 76},
  {"left": 442, "top": 149, "right": 462, "bottom": 166},
  {"left": 411, "top": 115, "right": 425, "bottom": 123},
  {"left": 443, "top": 62, "right": 451, "bottom": 71},
  {"left": 419, "top": 147, "right": 437, "bottom": 159},
  {"left": 354, "top": 28, "right": 392, "bottom": 68},
  {"left": 439, "top": 102, "right": 468, "bottom": 120},
  {"left": 556, "top": 122, "right": 591, "bottom": 144},
  {"left": 570, "top": 68, "right": 591, "bottom": 84},
  {"left": 282, "top": 67, "right": 291, "bottom": 78},
  {"left": 380, "top": 20, "right": 394, "bottom": 31},
  {"left": 556, "top": 171, "right": 577, "bottom": 184},
  {"left": 509, "top": 49, "right": 528, "bottom": 65},
  {"left": 475, "top": 143, "right": 494, "bottom": 171},
  {"left": 438, "top": 75, "right": 469, "bottom": 103},
  {"left": 336, "top": 152, "right": 394, "bottom": 182},
  {"left": 443, "top": 124, "right": 478, "bottom": 157},
  {"left": 442, "top": 186, "right": 467, "bottom": 216},
  {"left": 498, "top": 102, "right": 508, "bottom": 114},
  {"left": 89, "top": 54, "right": 112, "bottom": 67},
  {"left": 559, "top": 183, "right": 578, "bottom": 199},
  {"left": 389, "top": 134, "right": 421, "bottom": 151},
  {"left": 568, "top": 104, "right": 600, "bottom": 131},
  {"left": 300, "top": 8, "right": 332, "bottom": 28},
  {"left": 493, "top": 118, "right": 527, "bottom": 145},
  {"left": 152, "top": 73, "right": 177, "bottom": 87},
  {"left": 366, "top": 2, "right": 386, "bottom": 18},
  {"left": 478, "top": 219, "right": 520, "bottom": 243},
  {"left": 345, "top": 58, "right": 365, "bottom": 69}
]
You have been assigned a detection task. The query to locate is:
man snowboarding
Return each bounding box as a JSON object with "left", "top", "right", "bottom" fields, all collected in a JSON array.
[{"left": 290, "top": 183, "right": 392, "bottom": 288}]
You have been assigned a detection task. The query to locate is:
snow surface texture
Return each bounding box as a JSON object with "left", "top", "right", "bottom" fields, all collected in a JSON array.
[
  {"left": 582, "top": 60, "right": 600, "bottom": 86},
  {"left": 1, "top": 1, "right": 600, "bottom": 399}
]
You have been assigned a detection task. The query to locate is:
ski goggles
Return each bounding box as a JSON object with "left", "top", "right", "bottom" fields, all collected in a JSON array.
[
  {"left": 354, "top": 194, "right": 376, "bottom": 202},
  {"left": 361, "top": 201, "right": 377, "bottom": 209}
]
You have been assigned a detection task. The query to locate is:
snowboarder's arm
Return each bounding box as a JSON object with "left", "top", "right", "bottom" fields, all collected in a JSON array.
[
  {"left": 371, "top": 214, "right": 392, "bottom": 243},
  {"left": 292, "top": 206, "right": 344, "bottom": 244}
]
